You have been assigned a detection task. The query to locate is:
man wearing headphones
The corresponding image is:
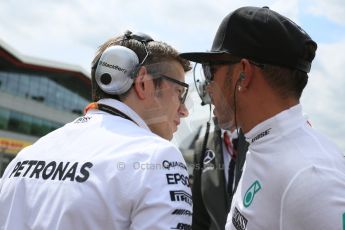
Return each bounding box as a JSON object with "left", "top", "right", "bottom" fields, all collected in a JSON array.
[
  {"left": 0, "top": 31, "right": 192, "bottom": 229},
  {"left": 181, "top": 6, "right": 345, "bottom": 230}
]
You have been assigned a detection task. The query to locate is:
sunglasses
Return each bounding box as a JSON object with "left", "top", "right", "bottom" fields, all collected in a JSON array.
[
  {"left": 157, "top": 74, "right": 189, "bottom": 104},
  {"left": 202, "top": 59, "right": 265, "bottom": 83},
  {"left": 202, "top": 61, "right": 240, "bottom": 83}
]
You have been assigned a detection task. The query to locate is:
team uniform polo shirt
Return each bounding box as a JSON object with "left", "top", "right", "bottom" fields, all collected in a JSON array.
[
  {"left": 226, "top": 104, "right": 345, "bottom": 230},
  {"left": 0, "top": 99, "right": 192, "bottom": 230}
]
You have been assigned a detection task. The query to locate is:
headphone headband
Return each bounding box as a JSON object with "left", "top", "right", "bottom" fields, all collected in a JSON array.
[
  {"left": 94, "top": 31, "right": 154, "bottom": 95},
  {"left": 124, "top": 30, "right": 154, "bottom": 44}
]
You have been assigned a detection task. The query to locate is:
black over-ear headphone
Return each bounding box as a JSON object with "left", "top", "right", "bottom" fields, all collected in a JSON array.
[{"left": 93, "top": 31, "right": 154, "bottom": 95}]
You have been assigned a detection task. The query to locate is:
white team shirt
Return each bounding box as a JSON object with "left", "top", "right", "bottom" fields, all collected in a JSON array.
[
  {"left": 0, "top": 99, "right": 192, "bottom": 230},
  {"left": 226, "top": 104, "right": 345, "bottom": 230}
]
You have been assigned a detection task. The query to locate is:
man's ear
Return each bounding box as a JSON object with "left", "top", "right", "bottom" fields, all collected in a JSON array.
[
  {"left": 133, "top": 66, "right": 149, "bottom": 99},
  {"left": 238, "top": 59, "right": 255, "bottom": 91}
]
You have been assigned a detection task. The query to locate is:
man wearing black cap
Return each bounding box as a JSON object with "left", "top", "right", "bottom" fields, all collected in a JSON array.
[{"left": 180, "top": 6, "right": 345, "bottom": 230}]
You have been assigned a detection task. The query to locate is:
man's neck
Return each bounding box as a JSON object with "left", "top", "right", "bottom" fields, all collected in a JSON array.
[{"left": 240, "top": 95, "right": 299, "bottom": 133}]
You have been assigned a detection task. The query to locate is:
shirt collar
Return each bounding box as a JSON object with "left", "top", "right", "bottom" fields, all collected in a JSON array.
[
  {"left": 221, "top": 129, "right": 239, "bottom": 140},
  {"left": 95, "top": 98, "right": 150, "bottom": 131},
  {"left": 244, "top": 104, "right": 307, "bottom": 145}
]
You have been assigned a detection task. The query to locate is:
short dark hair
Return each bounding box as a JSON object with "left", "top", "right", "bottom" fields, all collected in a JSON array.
[
  {"left": 261, "top": 64, "right": 308, "bottom": 100},
  {"left": 255, "top": 41, "right": 316, "bottom": 99},
  {"left": 91, "top": 34, "right": 191, "bottom": 101}
]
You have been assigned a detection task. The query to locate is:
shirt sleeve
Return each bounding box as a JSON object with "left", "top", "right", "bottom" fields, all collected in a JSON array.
[
  {"left": 128, "top": 142, "right": 192, "bottom": 230},
  {"left": 281, "top": 166, "right": 345, "bottom": 230}
]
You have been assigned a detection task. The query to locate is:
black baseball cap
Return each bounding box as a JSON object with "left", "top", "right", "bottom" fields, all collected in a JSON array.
[{"left": 180, "top": 6, "right": 317, "bottom": 73}]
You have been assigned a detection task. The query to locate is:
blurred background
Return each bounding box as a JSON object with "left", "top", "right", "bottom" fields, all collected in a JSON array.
[{"left": 1, "top": 0, "right": 345, "bottom": 176}]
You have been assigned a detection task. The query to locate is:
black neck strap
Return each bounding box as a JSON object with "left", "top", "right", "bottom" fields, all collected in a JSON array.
[{"left": 98, "top": 103, "right": 138, "bottom": 126}]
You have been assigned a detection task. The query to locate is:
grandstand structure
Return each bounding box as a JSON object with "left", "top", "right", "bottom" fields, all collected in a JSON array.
[{"left": 0, "top": 39, "right": 91, "bottom": 176}]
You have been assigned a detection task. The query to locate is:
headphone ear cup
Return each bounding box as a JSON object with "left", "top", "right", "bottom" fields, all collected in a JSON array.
[{"left": 95, "top": 46, "right": 139, "bottom": 95}]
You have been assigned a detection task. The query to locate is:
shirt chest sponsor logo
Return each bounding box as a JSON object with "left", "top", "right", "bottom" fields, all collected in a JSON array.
[
  {"left": 166, "top": 173, "right": 190, "bottom": 187},
  {"left": 170, "top": 190, "right": 192, "bottom": 206},
  {"left": 162, "top": 160, "right": 187, "bottom": 171},
  {"left": 170, "top": 223, "right": 192, "bottom": 230},
  {"left": 251, "top": 128, "right": 271, "bottom": 143},
  {"left": 243, "top": 180, "right": 262, "bottom": 208},
  {"left": 172, "top": 209, "right": 192, "bottom": 216},
  {"left": 232, "top": 207, "right": 248, "bottom": 230},
  {"left": 9, "top": 160, "right": 93, "bottom": 183},
  {"left": 203, "top": 149, "right": 215, "bottom": 165},
  {"left": 202, "top": 149, "right": 217, "bottom": 173}
]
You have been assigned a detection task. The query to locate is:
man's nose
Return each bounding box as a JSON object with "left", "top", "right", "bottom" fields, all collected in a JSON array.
[{"left": 179, "top": 103, "right": 189, "bottom": 117}]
